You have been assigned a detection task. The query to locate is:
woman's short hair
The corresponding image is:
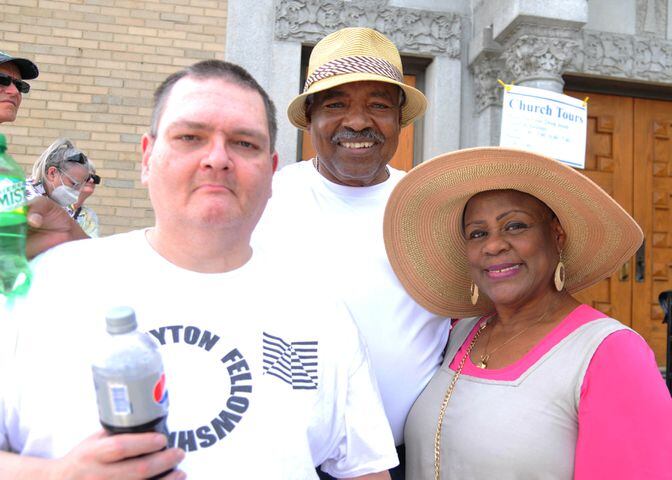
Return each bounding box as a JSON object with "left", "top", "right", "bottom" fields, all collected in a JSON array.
[{"left": 32, "top": 138, "right": 91, "bottom": 184}]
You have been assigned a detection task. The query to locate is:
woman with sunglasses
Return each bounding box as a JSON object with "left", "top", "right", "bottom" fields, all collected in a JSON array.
[
  {"left": 70, "top": 162, "right": 101, "bottom": 238},
  {"left": 27, "top": 138, "right": 101, "bottom": 237}
]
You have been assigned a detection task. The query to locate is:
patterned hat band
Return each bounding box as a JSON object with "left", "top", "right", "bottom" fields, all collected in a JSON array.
[{"left": 303, "top": 55, "right": 404, "bottom": 93}]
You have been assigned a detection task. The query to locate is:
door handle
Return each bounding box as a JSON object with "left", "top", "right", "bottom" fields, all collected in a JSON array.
[
  {"left": 635, "top": 240, "right": 645, "bottom": 283},
  {"left": 618, "top": 261, "right": 629, "bottom": 281},
  {"left": 659, "top": 291, "right": 672, "bottom": 393}
]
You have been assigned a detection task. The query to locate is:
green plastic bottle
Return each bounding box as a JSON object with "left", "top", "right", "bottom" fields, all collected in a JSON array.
[{"left": 0, "top": 134, "right": 31, "bottom": 300}]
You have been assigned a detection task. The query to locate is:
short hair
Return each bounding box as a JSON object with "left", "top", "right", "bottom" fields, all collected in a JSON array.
[
  {"left": 149, "top": 60, "right": 278, "bottom": 152},
  {"left": 32, "top": 138, "right": 91, "bottom": 184}
]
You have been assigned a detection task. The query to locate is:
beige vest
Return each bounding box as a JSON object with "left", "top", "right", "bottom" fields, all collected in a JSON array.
[{"left": 405, "top": 316, "right": 627, "bottom": 479}]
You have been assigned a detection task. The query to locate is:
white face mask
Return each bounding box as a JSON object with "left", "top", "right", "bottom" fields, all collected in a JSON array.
[{"left": 51, "top": 184, "right": 79, "bottom": 207}]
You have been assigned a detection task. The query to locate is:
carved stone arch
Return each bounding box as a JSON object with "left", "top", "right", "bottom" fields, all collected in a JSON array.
[
  {"left": 470, "top": 26, "right": 672, "bottom": 112},
  {"left": 567, "top": 30, "right": 672, "bottom": 84},
  {"left": 274, "top": 0, "right": 463, "bottom": 58}
]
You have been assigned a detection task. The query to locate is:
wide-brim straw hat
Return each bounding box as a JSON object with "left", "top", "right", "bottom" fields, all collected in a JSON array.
[
  {"left": 287, "top": 27, "right": 428, "bottom": 130},
  {"left": 383, "top": 147, "right": 644, "bottom": 318}
]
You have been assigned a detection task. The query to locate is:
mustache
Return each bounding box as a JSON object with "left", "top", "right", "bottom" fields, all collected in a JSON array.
[{"left": 331, "top": 128, "right": 385, "bottom": 145}]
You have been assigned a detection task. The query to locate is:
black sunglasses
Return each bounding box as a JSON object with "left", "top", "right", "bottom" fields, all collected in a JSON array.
[
  {"left": 66, "top": 152, "right": 88, "bottom": 165},
  {"left": 0, "top": 73, "right": 30, "bottom": 94},
  {"left": 62, "top": 151, "right": 98, "bottom": 184}
]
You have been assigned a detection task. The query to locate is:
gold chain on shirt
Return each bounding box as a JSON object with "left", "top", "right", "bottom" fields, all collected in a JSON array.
[{"left": 434, "top": 320, "right": 487, "bottom": 480}]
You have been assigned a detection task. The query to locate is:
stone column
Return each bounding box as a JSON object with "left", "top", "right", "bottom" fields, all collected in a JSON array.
[
  {"left": 466, "top": 1, "right": 587, "bottom": 146},
  {"left": 470, "top": 50, "right": 506, "bottom": 146},
  {"left": 501, "top": 24, "right": 582, "bottom": 93}
]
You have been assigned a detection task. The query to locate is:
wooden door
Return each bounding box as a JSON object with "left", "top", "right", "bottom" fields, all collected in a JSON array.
[
  {"left": 565, "top": 91, "right": 672, "bottom": 365},
  {"left": 300, "top": 75, "right": 417, "bottom": 172},
  {"left": 565, "top": 91, "right": 635, "bottom": 325},
  {"left": 633, "top": 99, "right": 672, "bottom": 365}
]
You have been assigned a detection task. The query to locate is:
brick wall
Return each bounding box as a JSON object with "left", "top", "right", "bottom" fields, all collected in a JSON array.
[{"left": 0, "top": 0, "right": 228, "bottom": 235}]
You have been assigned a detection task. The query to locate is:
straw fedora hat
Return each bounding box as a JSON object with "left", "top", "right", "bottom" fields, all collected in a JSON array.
[
  {"left": 287, "top": 27, "right": 428, "bottom": 130},
  {"left": 383, "top": 147, "right": 644, "bottom": 318}
]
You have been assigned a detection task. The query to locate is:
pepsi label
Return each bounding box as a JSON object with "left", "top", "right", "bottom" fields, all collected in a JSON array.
[{"left": 93, "top": 368, "right": 168, "bottom": 430}]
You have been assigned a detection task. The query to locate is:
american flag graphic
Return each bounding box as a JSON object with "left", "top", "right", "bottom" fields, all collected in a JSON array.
[{"left": 262, "top": 332, "right": 318, "bottom": 390}]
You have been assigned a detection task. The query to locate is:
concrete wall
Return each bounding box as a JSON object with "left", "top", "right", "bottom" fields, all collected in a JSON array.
[
  {"left": 0, "top": 0, "right": 227, "bottom": 236},
  {"left": 586, "top": 0, "right": 637, "bottom": 34}
]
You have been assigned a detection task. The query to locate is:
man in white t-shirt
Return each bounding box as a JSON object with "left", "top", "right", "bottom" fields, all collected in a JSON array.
[
  {"left": 0, "top": 60, "right": 397, "bottom": 479},
  {"left": 20, "top": 28, "right": 452, "bottom": 480},
  {"left": 252, "top": 28, "right": 451, "bottom": 479}
]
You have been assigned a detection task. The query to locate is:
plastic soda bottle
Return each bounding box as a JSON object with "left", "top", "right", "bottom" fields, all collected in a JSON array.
[
  {"left": 0, "top": 133, "right": 31, "bottom": 300},
  {"left": 92, "top": 305, "right": 170, "bottom": 435}
]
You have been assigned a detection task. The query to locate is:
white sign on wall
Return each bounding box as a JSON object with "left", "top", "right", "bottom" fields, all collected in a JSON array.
[{"left": 499, "top": 84, "right": 588, "bottom": 169}]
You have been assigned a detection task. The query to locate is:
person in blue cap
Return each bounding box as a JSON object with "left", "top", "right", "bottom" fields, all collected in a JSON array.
[
  {"left": 0, "top": 52, "right": 73, "bottom": 259},
  {"left": 0, "top": 50, "right": 38, "bottom": 124}
]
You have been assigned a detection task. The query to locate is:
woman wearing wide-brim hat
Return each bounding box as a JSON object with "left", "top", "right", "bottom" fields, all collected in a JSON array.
[{"left": 383, "top": 147, "right": 672, "bottom": 479}]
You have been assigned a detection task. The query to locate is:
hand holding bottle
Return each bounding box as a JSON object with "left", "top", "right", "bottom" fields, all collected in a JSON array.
[
  {"left": 25, "top": 195, "right": 88, "bottom": 259},
  {"left": 52, "top": 430, "right": 185, "bottom": 480}
]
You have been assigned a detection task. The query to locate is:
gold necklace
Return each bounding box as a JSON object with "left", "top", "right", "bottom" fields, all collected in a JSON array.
[
  {"left": 434, "top": 320, "right": 487, "bottom": 480},
  {"left": 476, "top": 311, "right": 549, "bottom": 369}
]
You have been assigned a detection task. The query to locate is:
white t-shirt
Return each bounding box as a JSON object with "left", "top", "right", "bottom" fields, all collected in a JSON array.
[
  {"left": 253, "top": 160, "right": 452, "bottom": 444},
  {"left": 0, "top": 230, "right": 397, "bottom": 479}
]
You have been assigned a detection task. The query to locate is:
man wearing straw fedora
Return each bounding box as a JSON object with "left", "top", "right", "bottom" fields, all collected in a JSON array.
[{"left": 253, "top": 28, "right": 451, "bottom": 478}]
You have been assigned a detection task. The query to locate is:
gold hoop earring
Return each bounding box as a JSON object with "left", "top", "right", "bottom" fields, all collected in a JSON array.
[
  {"left": 470, "top": 282, "right": 479, "bottom": 305},
  {"left": 554, "top": 257, "right": 566, "bottom": 292}
]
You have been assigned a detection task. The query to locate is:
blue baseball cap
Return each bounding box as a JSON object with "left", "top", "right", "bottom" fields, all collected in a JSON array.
[{"left": 0, "top": 51, "right": 39, "bottom": 80}]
